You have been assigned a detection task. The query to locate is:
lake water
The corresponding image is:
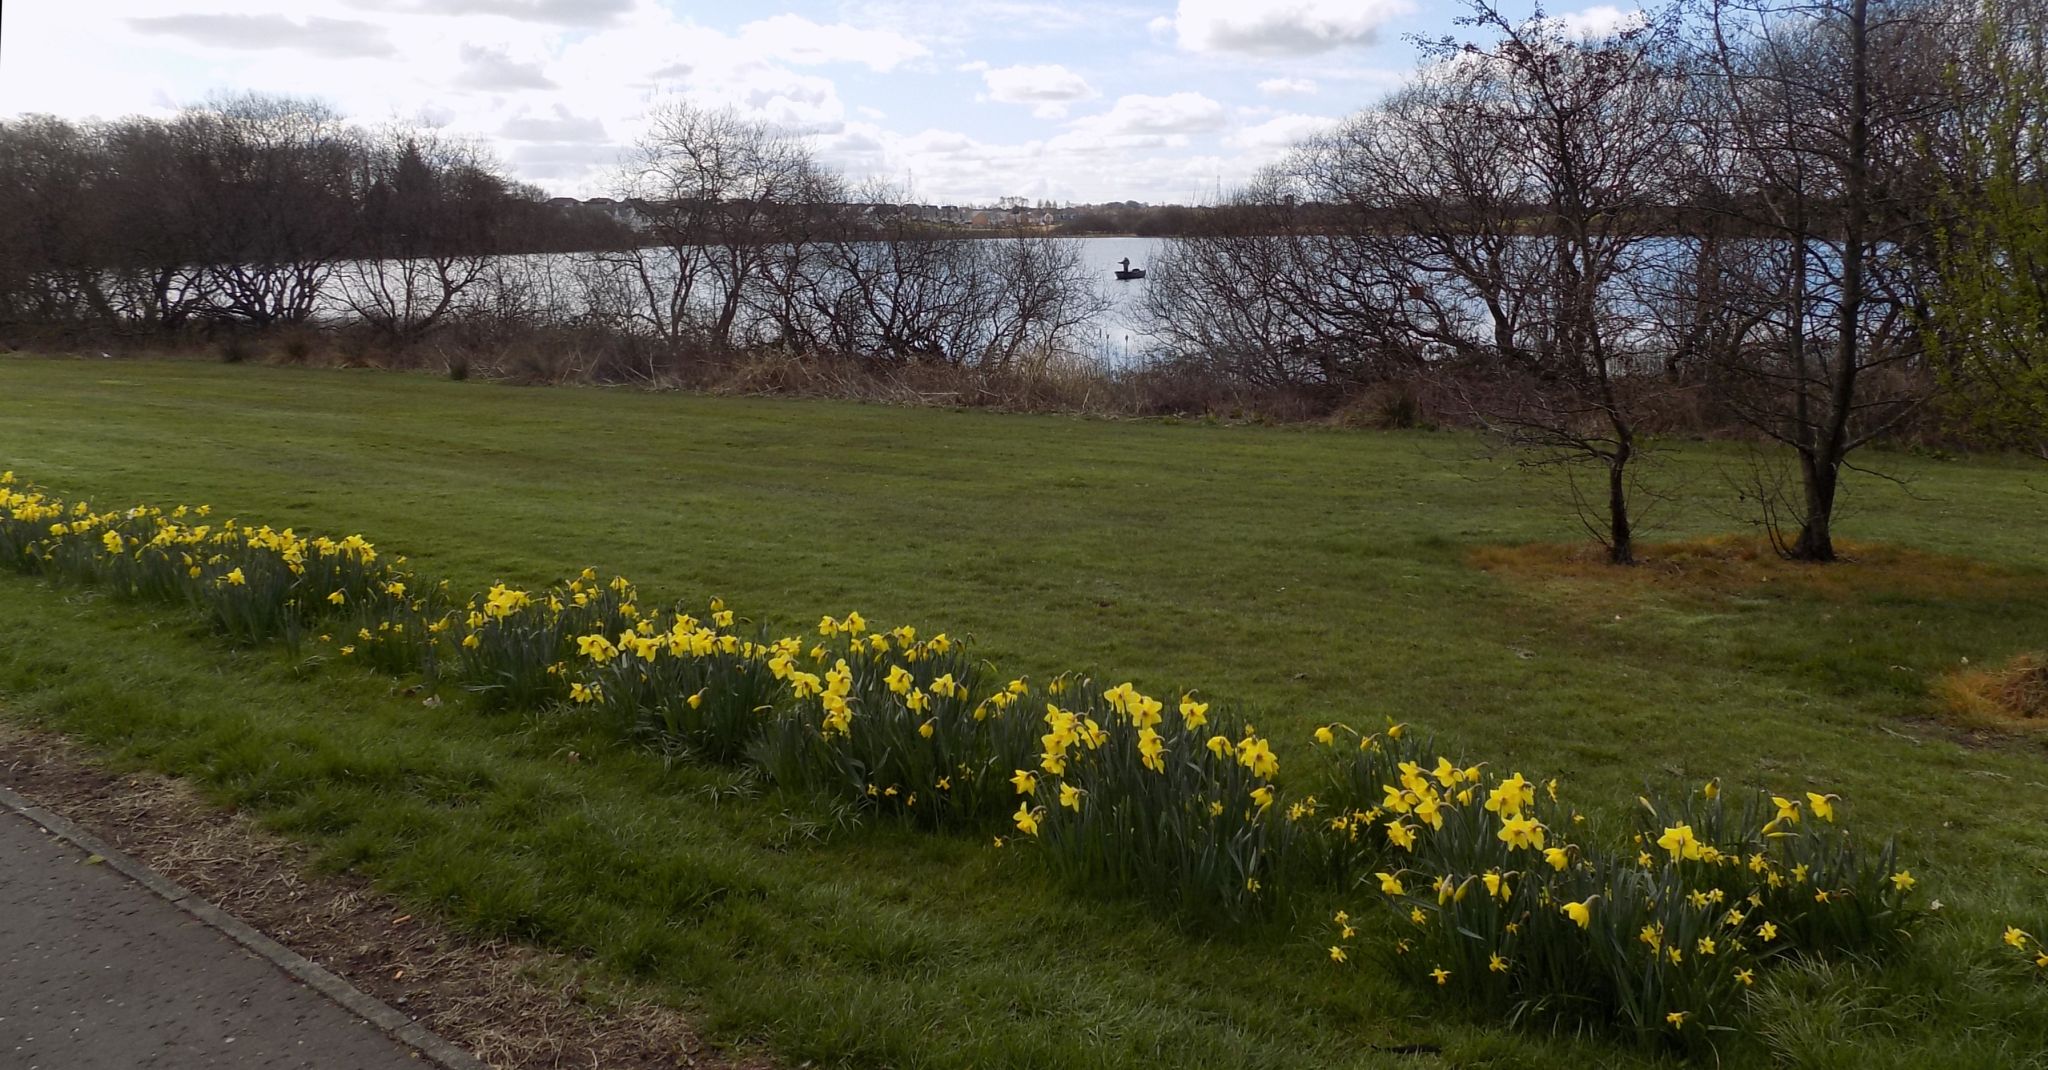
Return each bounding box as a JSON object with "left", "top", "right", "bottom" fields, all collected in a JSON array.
[
  {"left": 313, "top": 234, "right": 1169, "bottom": 367},
  {"left": 1067, "top": 236, "right": 1165, "bottom": 366}
]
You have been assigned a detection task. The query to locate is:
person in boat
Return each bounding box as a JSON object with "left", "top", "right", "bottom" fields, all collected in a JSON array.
[{"left": 1120, "top": 257, "right": 1131, "bottom": 272}]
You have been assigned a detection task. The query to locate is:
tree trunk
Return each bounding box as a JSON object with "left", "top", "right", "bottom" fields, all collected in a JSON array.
[
  {"left": 1792, "top": 450, "right": 1839, "bottom": 561},
  {"left": 1789, "top": 0, "right": 1866, "bottom": 564},
  {"left": 1607, "top": 432, "right": 1635, "bottom": 565}
]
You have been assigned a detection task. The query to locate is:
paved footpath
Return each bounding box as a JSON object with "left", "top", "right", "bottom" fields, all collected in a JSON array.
[{"left": 0, "top": 806, "right": 432, "bottom": 1069}]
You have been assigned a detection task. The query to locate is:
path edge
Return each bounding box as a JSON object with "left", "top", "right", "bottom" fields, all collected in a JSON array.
[{"left": 0, "top": 780, "right": 489, "bottom": 1070}]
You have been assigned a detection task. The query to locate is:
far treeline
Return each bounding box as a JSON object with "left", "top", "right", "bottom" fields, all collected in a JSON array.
[{"left": 4, "top": 0, "right": 2047, "bottom": 567}]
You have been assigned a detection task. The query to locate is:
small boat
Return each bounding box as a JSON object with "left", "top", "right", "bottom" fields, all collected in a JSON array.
[{"left": 1114, "top": 257, "right": 1145, "bottom": 281}]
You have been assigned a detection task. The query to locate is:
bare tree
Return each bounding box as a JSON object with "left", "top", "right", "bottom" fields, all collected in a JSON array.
[
  {"left": 170, "top": 94, "right": 362, "bottom": 326},
  {"left": 1143, "top": 184, "right": 1432, "bottom": 389},
  {"left": 0, "top": 116, "right": 117, "bottom": 326},
  {"left": 1690, "top": 0, "right": 1959, "bottom": 559},
  {"left": 1297, "top": 3, "right": 1690, "bottom": 563},
  {"left": 335, "top": 127, "right": 506, "bottom": 339},
  {"left": 598, "top": 101, "right": 824, "bottom": 353}
]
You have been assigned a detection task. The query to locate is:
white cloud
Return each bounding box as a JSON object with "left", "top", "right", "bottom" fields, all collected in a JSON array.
[
  {"left": 129, "top": 14, "right": 397, "bottom": 59},
  {"left": 736, "top": 14, "right": 928, "bottom": 72},
  {"left": 980, "top": 64, "right": 1096, "bottom": 117},
  {"left": 1257, "top": 77, "right": 1317, "bottom": 96},
  {"left": 500, "top": 108, "right": 608, "bottom": 142},
  {"left": 350, "top": 0, "right": 635, "bottom": 27},
  {"left": 455, "top": 44, "right": 556, "bottom": 90},
  {"left": 1224, "top": 111, "right": 1332, "bottom": 150},
  {"left": 1553, "top": 5, "right": 1650, "bottom": 38},
  {"left": 1064, "top": 92, "right": 1226, "bottom": 142},
  {"left": 1169, "top": 0, "right": 1413, "bottom": 57},
  {"left": 981, "top": 64, "right": 1095, "bottom": 103}
]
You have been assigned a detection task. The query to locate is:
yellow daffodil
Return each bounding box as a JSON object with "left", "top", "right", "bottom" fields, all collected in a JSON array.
[
  {"left": 1561, "top": 898, "right": 1593, "bottom": 929},
  {"left": 1890, "top": 870, "right": 1915, "bottom": 892},
  {"left": 1485, "top": 772, "right": 1534, "bottom": 817},
  {"left": 1488, "top": 953, "right": 1508, "bottom": 973},
  {"left": 1496, "top": 815, "right": 1546, "bottom": 851},
  {"left": 1012, "top": 802, "right": 1039, "bottom": 836},
  {"left": 1657, "top": 823, "right": 1705, "bottom": 861},
  {"left": 1376, "top": 871, "right": 1404, "bottom": 896},
  {"left": 1329, "top": 946, "right": 1347, "bottom": 964},
  {"left": 1429, "top": 966, "right": 1450, "bottom": 985},
  {"left": 885, "top": 664, "right": 914, "bottom": 694},
  {"left": 1235, "top": 736, "right": 1280, "bottom": 779},
  {"left": 1666, "top": 1011, "right": 1688, "bottom": 1029},
  {"left": 1758, "top": 921, "right": 1778, "bottom": 941},
  {"left": 1138, "top": 726, "right": 1167, "bottom": 773},
  {"left": 1010, "top": 770, "right": 1038, "bottom": 796},
  {"left": 2005, "top": 927, "right": 2031, "bottom": 949},
  {"left": 1806, "top": 792, "right": 1837, "bottom": 822}
]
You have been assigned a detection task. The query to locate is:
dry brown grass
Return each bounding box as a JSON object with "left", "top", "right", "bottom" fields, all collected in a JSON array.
[
  {"left": 1935, "top": 653, "right": 2048, "bottom": 732},
  {"left": 1467, "top": 534, "right": 2024, "bottom": 603}
]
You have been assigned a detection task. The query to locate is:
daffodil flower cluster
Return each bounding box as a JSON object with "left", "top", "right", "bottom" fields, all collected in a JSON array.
[
  {"left": 1315, "top": 733, "right": 1927, "bottom": 1051},
  {"left": 2, "top": 480, "right": 417, "bottom": 650}
]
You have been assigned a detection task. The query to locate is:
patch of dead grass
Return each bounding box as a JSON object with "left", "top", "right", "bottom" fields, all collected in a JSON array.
[{"left": 1935, "top": 653, "right": 2048, "bottom": 733}]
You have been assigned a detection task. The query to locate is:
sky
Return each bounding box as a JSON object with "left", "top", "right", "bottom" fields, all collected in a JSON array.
[{"left": 0, "top": 0, "right": 1640, "bottom": 204}]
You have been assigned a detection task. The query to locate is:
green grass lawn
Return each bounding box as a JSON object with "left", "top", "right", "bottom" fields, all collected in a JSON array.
[{"left": 3, "top": 353, "right": 2047, "bottom": 1067}]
